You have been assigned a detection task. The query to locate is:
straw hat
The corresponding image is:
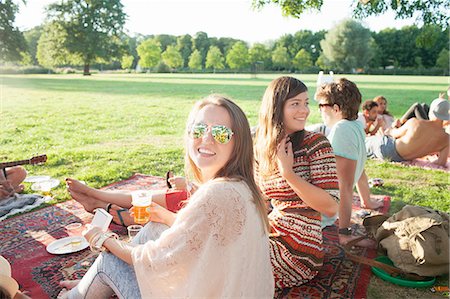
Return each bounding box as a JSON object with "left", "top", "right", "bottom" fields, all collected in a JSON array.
[{"left": 0, "top": 256, "right": 19, "bottom": 298}]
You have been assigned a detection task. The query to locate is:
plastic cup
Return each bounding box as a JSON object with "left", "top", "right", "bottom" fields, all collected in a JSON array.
[
  {"left": 127, "top": 224, "right": 143, "bottom": 242},
  {"left": 131, "top": 191, "right": 152, "bottom": 224}
]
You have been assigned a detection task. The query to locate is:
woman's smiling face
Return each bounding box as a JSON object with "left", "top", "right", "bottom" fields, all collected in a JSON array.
[
  {"left": 282, "top": 91, "right": 310, "bottom": 135},
  {"left": 188, "top": 104, "right": 234, "bottom": 181}
]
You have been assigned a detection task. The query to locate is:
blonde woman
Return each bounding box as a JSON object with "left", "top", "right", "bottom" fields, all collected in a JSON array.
[
  {"left": 61, "top": 95, "right": 274, "bottom": 298},
  {"left": 254, "top": 76, "right": 339, "bottom": 289}
]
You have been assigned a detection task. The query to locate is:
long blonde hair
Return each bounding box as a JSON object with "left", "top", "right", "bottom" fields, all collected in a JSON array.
[
  {"left": 254, "top": 76, "right": 308, "bottom": 178},
  {"left": 185, "top": 94, "right": 269, "bottom": 232}
]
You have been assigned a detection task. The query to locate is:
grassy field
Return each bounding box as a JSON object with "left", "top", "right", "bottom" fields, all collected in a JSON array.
[
  {"left": 2, "top": 73, "right": 448, "bottom": 211},
  {"left": 1, "top": 73, "right": 449, "bottom": 297}
]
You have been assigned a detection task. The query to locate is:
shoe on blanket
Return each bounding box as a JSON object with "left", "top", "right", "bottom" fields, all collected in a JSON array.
[{"left": 106, "top": 203, "right": 135, "bottom": 227}]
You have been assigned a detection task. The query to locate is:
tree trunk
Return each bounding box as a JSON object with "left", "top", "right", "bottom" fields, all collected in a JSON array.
[{"left": 83, "top": 63, "right": 91, "bottom": 76}]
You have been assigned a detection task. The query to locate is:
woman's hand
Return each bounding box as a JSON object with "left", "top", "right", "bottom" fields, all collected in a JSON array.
[
  {"left": 82, "top": 225, "right": 102, "bottom": 243},
  {"left": 276, "top": 136, "right": 294, "bottom": 178},
  {"left": 168, "top": 176, "right": 187, "bottom": 190},
  {"left": 130, "top": 202, "right": 176, "bottom": 227}
]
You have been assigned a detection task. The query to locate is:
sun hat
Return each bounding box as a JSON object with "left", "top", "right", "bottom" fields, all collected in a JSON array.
[
  {"left": 0, "top": 256, "right": 19, "bottom": 298},
  {"left": 428, "top": 98, "right": 450, "bottom": 121}
]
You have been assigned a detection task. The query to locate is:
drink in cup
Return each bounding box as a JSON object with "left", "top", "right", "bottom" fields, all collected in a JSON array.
[
  {"left": 40, "top": 181, "right": 53, "bottom": 196},
  {"left": 131, "top": 191, "right": 152, "bottom": 224}
]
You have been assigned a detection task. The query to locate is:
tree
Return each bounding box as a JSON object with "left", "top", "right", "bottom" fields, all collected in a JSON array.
[
  {"left": 24, "top": 26, "right": 43, "bottom": 65},
  {"left": 37, "top": 22, "right": 77, "bottom": 68},
  {"left": 188, "top": 49, "right": 202, "bottom": 71},
  {"left": 161, "top": 45, "right": 183, "bottom": 70},
  {"left": 154, "top": 34, "right": 177, "bottom": 52},
  {"left": 46, "top": 0, "right": 127, "bottom": 75},
  {"left": 292, "top": 49, "right": 312, "bottom": 71},
  {"left": 226, "top": 41, "right": 250, "bottom": 70},
  {"left": 192, "top": 31, "right": 210, "bottom": 68},
  {"left": 436, "top": 49, "right": 449, "bottom": 73},
  {"left": 136, "top": 38, "right": 161, "bottom": 70},
  {"left": 0, "top": 0, "right": 26, "bottom": 62},
  {"left": 205, "top": 46, "right": 224, "bottom": 73},
  {"left": 176, "top": 34, "right": 192, "bottom": 67},
  {"left": 320, "top": 19, "right": 373, "bottom": 72},
  {"left": 272, "top": 45, "right": 290, "bottom": 70},
  {"left": 249, "top": 43, "right": 271, "bottom": 69},
  {"left": 121, "top": 54, "right": 134, "bottom": 70},
  {"left": 252, "top": 0, "right": 449, "bottom": 28}
]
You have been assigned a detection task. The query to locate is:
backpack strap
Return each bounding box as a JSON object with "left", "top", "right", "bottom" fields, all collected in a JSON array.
[{"left": 343, "top": 236, "right": 426, "bottom": 281}]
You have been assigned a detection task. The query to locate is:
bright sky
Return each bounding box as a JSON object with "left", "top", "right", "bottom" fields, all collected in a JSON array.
[{"left": 15, "top": 0, "right": 416, "bottom": 44}]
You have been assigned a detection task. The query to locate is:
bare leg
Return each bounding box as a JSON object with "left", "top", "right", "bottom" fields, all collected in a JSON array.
[
  {"left": 66, "top": 178, "right": 169, "bottom": 209},
  {"left": 6, "top": 166, "right": 27, "bottom": 193},
  {"left": 356, "top": 171, "right": 383, "bottom": 210},
  {"left": 66, "top": 178, "right": 133, "bottom": 208}
]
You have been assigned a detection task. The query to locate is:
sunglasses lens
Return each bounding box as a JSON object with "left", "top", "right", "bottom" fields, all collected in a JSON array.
[
  {"left": 192, "top": 123, "right": 207, "bottom": 139},
  {"left": 212, "top": 125, "right": 232, "bottom": 144}
]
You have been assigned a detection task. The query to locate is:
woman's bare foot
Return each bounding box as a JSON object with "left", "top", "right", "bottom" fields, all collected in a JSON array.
[
  {"left": 59, "top": 280, "right": 80, "bottom": 290},
  {"left": 109, "top": 204, "right": 135, "bottom": 227},
  {"left": 66, "top": 179, "right": 107, "bottom": 213},
  {"left": 66, "top": 178, "right": 92, "bottom": 196},
  {"left": 360, "top": 198, "right": 384, "bottom": 210}
]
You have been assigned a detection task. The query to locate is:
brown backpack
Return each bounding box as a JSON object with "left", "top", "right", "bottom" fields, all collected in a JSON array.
[{"left": 366, "top": 205, "right": 449, "bottom": 277}]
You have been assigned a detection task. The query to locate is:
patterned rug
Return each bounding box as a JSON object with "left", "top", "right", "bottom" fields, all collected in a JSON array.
[{"left": 1, "top": 174, "right": 390, "bottom": 299}]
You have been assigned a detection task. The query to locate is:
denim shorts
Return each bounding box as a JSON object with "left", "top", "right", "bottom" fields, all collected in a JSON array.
[{"left": 365, "top": 135, "right": 404, "bottom": 162}]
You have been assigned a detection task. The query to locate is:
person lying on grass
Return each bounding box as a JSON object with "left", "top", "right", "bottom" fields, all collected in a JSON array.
[
  {"left": 59, "top": 95, "right": 274, "bottom": 298},
  {"left": 366, "top": 97, "right": 449, "bottom": 167}
]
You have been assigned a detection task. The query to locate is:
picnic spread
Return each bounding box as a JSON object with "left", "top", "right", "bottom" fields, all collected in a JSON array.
[{"left": 0, "top": 174, "right": 391, "bottom": 298}]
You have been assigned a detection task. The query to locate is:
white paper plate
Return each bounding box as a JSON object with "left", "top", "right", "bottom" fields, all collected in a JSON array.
[
  {"left": 31, "top": 179, "right": 60, "bottom": 191},
  {"left": 24, "top": 175, "right": 51, "bottom": 183},
  {"left": 46, "top": 236, "right": 89, "bottom": 255}
]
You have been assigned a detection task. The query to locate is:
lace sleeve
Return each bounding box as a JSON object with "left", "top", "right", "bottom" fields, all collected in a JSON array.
[{"left": 131, "top": 180, "right": 248, "bottom": 286}]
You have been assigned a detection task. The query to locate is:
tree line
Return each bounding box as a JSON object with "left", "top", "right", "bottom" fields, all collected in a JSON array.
[{"left": 1, "top": 0, "right": 449, "bottom": 75}]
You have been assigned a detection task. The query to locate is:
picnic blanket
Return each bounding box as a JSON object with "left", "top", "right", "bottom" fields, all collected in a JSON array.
[
  {"left": 399, "top": 154, "right": 450, "bottom": 171},
  {"left": 0, "top": 193, "right": 47, "bottom": 221},
  {"left": 1, "top": 174, "right": 390, "bottom": 298}
]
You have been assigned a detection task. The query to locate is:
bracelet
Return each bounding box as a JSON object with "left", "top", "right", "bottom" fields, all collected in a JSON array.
[
  {"left": 338, "top": 227, "right": 352, "bottom": 235},
  {"left": 90, "top": 231, "right": 119, "bottom": 253}
]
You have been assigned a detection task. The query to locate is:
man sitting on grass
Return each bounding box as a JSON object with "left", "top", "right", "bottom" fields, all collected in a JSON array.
[
  {"left": 366, "top": 98, "right": 449, "bottom": 167},
  {"left": 357, "top": 100, "right": 384, "bottom": 136}
]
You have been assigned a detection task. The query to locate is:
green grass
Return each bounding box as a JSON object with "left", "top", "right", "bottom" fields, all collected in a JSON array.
[
  {"left": 2, "top": 73, "right": 448, "bottom": 212},
  {"left": 1, "top": 73, "right": 448, "bottom": 298}
]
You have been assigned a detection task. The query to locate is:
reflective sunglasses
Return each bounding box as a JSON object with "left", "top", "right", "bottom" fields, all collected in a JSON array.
[{"left": 190, "top": 123, "right": 234, "bottom": 144}]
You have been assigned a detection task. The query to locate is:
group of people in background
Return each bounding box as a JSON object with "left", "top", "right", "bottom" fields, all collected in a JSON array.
[{"left": 1, "top": 75, "right": 448, "bottom": 298}]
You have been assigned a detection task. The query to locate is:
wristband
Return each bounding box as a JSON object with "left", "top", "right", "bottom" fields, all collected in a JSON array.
[
  {"left": 338, "top": 227, "right": 352, "bottom": 235},
  {"left": 90, "top": 232, "right": 118, "bottom": 252}
]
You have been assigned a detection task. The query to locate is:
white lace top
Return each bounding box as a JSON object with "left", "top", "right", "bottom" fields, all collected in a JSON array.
[{"left": 131, "top": 179, "right": 274, "bottom": 298}]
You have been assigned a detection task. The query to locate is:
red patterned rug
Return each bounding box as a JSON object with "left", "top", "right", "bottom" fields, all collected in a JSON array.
[{"left": 1, "top": 174, "right": 390, "bottom": 299}]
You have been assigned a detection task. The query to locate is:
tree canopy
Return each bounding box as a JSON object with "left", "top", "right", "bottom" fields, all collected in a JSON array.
[
  {"left": 320, "top": 19, "right": 374, "bottom": 72},
  {"left": 252, "top": 0, "right": 449, "bottom": 28},
  {"left": 45, "top": 0, "right": 127, "bottom": 74},
  {"left": 0, "top": 0, "right": 26, "bottom": 62}
]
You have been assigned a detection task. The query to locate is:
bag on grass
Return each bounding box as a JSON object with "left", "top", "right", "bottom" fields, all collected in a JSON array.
[{"left": 371, "top": 205, "right": 449, "bottom": 277}]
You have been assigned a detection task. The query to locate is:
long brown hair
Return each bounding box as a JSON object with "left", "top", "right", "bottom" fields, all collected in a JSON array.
[
  {"left": 254, "top": 76, "right": 308, "bottom": 178},
  {"left": 373, "top": 95, "right": 392, "bottom": 116},
  {"left": 185, "top": 94, "right": 269, "bottom": 232}
]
